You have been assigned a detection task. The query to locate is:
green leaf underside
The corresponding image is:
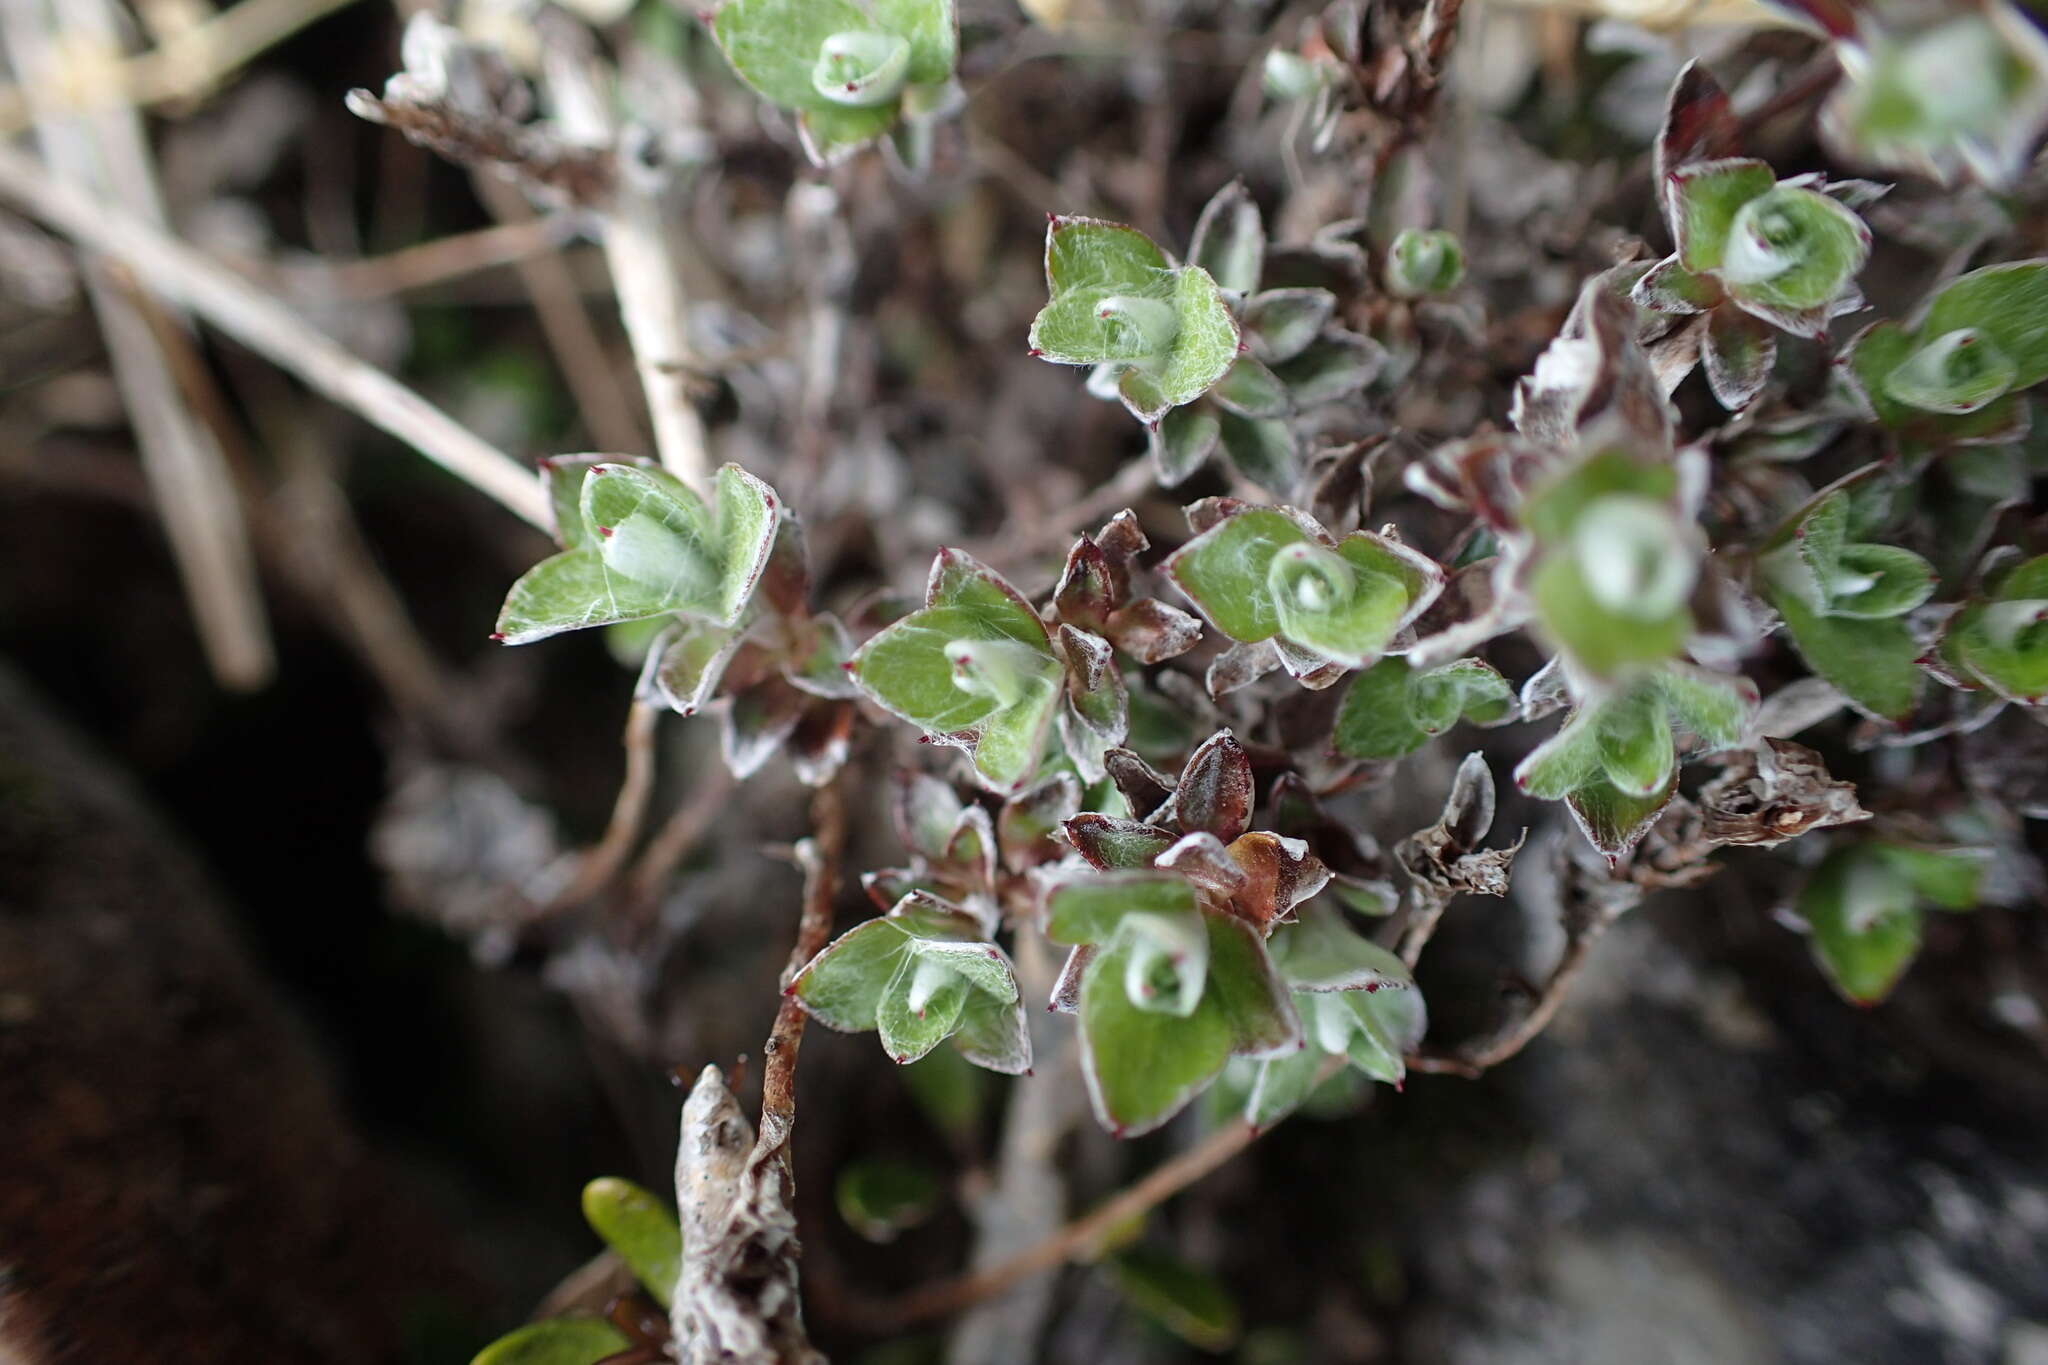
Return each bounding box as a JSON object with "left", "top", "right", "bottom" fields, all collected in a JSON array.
[
  {"left": 469, "top": 1318, "right": 631, "bottom": 1365},
  {"left": 1333, "top": 659, "right": 1428, "bottom": 759},
  {"left": 580, "top": 1178, "right": 682, "bottom": 1308},
  {"left": 878, "top": 953, "right": 970, "bottom": 1063},
  {"left": 793, "top": 904, "right": 1027, "bottom": 1071},
  {"left": 800, "top": 102, "right": 898, "bottom": 162},
  {"left": 1109, "top": 1247, "right": 1243, "bottom": 1352},
  {"left": 1568, "top": 768, "right": 1679, "bottom": 861},
  {"left": 1771, "top": 587, "right": 1924, "bottom": 721},
  {"left": 1801, "top": 848, "right": 1922, "bottom": 1003}
]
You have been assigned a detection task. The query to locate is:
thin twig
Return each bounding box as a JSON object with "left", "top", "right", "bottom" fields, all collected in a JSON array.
[
  {"left": 1407, "top": 865, "right": 1634, "bottom": 1078},
  {"left": 469, "top": 173, "right": 651, "bottom": 457},
  {"left": 625, "top": 764, "right": 738, "bottom": 909},
  {"left": 972, "top": 457, "right": 1158, "bottom": 573},
  {"left": 757, "top": 779, "right": 848, "bottom": 1158},
  {"left": 870, "top": 1099, "right": 1288, "bottom": 1332},
  {"left": 541, "top": 21, "right": 711, "bottom": 491},
  {"left": 0, "top": 139, "right": 552, "bottom": 528},
  {"left": 298, "top": 212, "right": 580, "bottom": 300},
  {"left": 0, "top": 0, "right": 361, "bottom": 134},
  {"left": 544, "top": 700, "right": 663, "bottom": 913},
  {"left": 2, "top": 0, "right": 275, "bottom": 690},
  {"left": 126, "top": 279, "right": 464, "bottom": 733},
  {"left": 1395, "top": 884, "right": 1455, "bottom": 969}
]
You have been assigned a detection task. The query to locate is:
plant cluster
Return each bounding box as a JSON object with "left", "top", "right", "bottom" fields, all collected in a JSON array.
[{"left": 394, "top": 5, "right": 2048, "bottom": 1358}]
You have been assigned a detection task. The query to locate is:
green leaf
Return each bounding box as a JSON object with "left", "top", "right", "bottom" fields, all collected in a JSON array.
[
  {"left": 1043, "top": 870, "right": 1200, "bottom": 947},
  {"left": 1649, "top": 665, "right": 1753, "bottom": 748},
  {"left": 469, "top": 1318, "right": 631, "bottom": 1365},
  {"left": 1031, "top": 294, "right": 1177, "bottom": 366},
  {"left": 1594, "top": 690, "right": 1675, "bottom": 798},
  {"left": 713, "top": 464, "right": 781, "bottom": 625},
  {"left": 1947, "top": 554, "right": 2048, "bottom": 703},
  {"left": 1079, "top": 935, "right": 1235, "bottom": 1136},
  {"left": 851, "top": 550, "right": 1062, "bottom": 791},
  {"left": 1845, "top": 320, "right": 2028, "bottom": 443},
  {"left": 1566, "top": 768, "right": 1678, "bottom": 862},
  {"left": 791, "top": 918, "right": 917, "bottom": 1031},
  {"left": 1771, "top": 586, "right": 1924, "bottom": 721},
  {"left": 1631, "top": 255, "right": 1721, "bottom": 314},
  {"left": 1165, "top": 507, "right": 1310, "bottom": 644},
  {"left": 877, "top": 952, "right": 970, "bottom": 1063},
  {"left": 1269, "top": 901, "right": 1412, "bottom": 992},
  {"left": 1187, "top": 180, "right": 1265, "bottom": 295},
  {"left": 1528, "top": 553, "right": 1691, "bottom": 678},
  {"left": 1149, "top": 266, "right": 1244, "bottom": 408},
  {"left": 1385, "top": 227, "right": 1464, "bottom": 297},
  {"left": 1108, "top": 1247, "right": 1243, "bottom": 1352},
  {"left": 869, "top": 0, "right": 957, "bottom": 85},
  {"left": 1201, "top": 910, "right": 1301, "bottom": 1057},
  {"left": 1873, "top": 844, "right": 1986, "bottom": 910},
  {"left": 836, "top": 1158, "right": 942, "bottom": 1243},
  {"left": 1313, "top": 986, "right": 1424, "bottom": 1084},
  {"left": 650, "top": 622, "right": 744, "bottom": 714},
  {"left": 1514, "top": 707, "right": 1604, "bottom": 801},
  {"left": 1800, "top": 846, "right": 1922, "bottom": 1004},
  {"left": 1413, "top": 657, "right": 1514, "bottom": 731},
  {"left": 1883, "top": 328, "right": 2018, "bottom": 414},
  {"left": 952, "top": 983, "right": 1034, "bottom": 1073},
  {"left": 1332, "top": 658, "right": 1428, "bottom": 760},
  {"left": 1214, "top": 409, "right": 1299, "bottom": 492},
  {"left": 1243, "top": 288, "right": 1335, "bottom": 364},
  {"left": 1270, "top": 330, "right": 1384, "bottom": 406},
  {"left": 1921, "top": 261, "right": 2048, "bottom": 390},
  {"left": 497, "top": 549, "right": 654, "bottom": 646},
  {"left": 713, "top": 0, "right": 880, "bottom": 110},
  {"left": 810, "top": 30, "right": 911, "bottom": 107},
  {"left": 1827, "top": 543, "right": 1936, "bottom": 619},
  {"left": 1243, "top": 1045, "right": 1324, "bottom": 1129},
  {"left": 1670, "top": 158, "right": 1776, "bottom": 273},
  {"left": 580, "top": 1178, "right": 681, "bottom": 1307},
  {"left": 1719, "top": 186, "right": 1869, "bottom": 313},
  {"left": 497, "top": 463, "right": 777, "bottom": 644},
  {"left": 1045, "top": 216, "right": 1173, "bottom": 296},
  {"left": 1150, "top": 403, "right": 1220, "bottom": 486},
  {"left": 1266, "top": 541, "right": 1409, "bottom": 668},
  {"left": 1211, "top": 355, "right": 1291, "bottom": 419}
]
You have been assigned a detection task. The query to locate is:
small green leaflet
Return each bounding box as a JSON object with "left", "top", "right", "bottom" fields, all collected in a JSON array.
[{"left": 496, "top": 462, "right": 780, "bottom": 646}]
